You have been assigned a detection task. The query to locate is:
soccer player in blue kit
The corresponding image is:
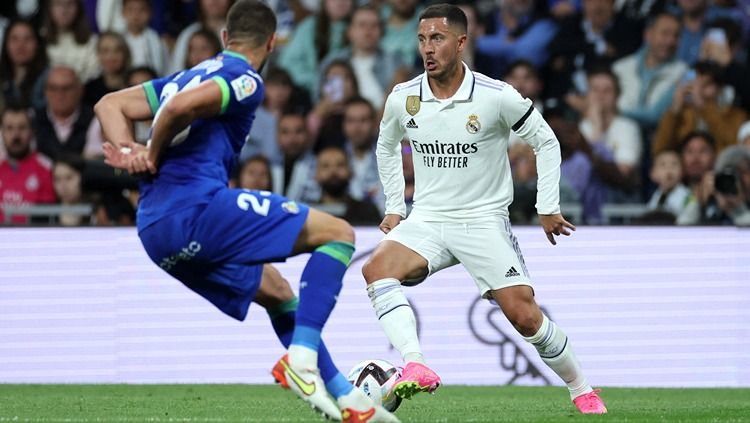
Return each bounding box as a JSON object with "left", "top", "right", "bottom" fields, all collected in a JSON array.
[{"left": 94, "top": 1, "right": 398, "bottom": 422}]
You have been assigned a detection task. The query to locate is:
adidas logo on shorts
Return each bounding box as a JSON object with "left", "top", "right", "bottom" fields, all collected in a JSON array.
[
  {"left": 505, "top": 266, "right": 520, "bottom": 277},
  {"left": 406, "top": 118, "right": 419, "bottom": 129}
]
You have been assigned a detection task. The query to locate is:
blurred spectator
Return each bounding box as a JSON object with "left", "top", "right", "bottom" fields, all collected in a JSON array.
[
  {"left": 185, "top": 27, "right": 222, "bottom": 69},
  {"left": 52, "top": 154, "right": 90, "bottom": 226},
  {"left": 93, "top": 191, "right": 135, "bottom": 226},
  {"left": 678, "top": 144, "right": 750, "bottom": 226},
  {"left": 380, "top": 0, "right": 422, "bottom": 66},
  {"left": 699, "top": 18, "right": 750, "bottom": 111},
  {"left": 676, "top": 131, "right": 716, "bottom": 224},
  {"left": 546, "top": 0, "right": 641, "bottom": 101},
  {"left": 96, "top": 0, "right": 126, "bottom": 33},
  {"left": 314, "top": 146, "right": 382, "bottom": 225},
  {"left": 476, "top": 0, "right": 558, "bottom": 76},
  {"left": 504, "top": 60, "right": 545, "bottom": 115},
  {"left": 579, "top": 68, "right": 642, "bottom": 193},
  {"left": 738, "top": 121, "right": 750, "bottom": 150},
  {"left": 0, "top": 19, "right": 49, "bottom": 110},
  {"left": 278, "top": 0, "right": 353, "bottom": 94},
  {"left": 125, "top": 66, "right": 158, "bottom": 144},
  {"left": 84, "top": 31, "right": 131, "bottom": 107},
  {"left": 551, "top": 112, "right": 635, "bottom": 222},
  {"left": 322, "top": 5, "right": 407, "bottom": 109},
  {"left": 652, "top": 60, "right": 747, "bottom": 158},
  {"left": 35, "top": 66, "right": 103, "bottom": 160},
  {"left": 271, "top": 112, "right": 320, "bottom": 203},
  {"left": 236, "top": 154, "right": 273, "bottom": 191},
  {"left": 308, "top": 59, "right": 360, "bottom": 152},
  {"left": 454, "top": 1, "right": 494, "bottom": 76},
  {"left": 42, "top": 0, "right": 99, "bottom": 82},
  {"left": 342, "top": 96, "right": 383, "bottom": 210},
  {"left": 169, "top": 0, "right": 233, "bottom": 75},
  {"left": 241, "top": 67, "right": 310, "bottom": 164},
  {"left": 613, "top": 13, "right": 687, "bottom": 129},
  {"left": 646, "top": 149, "right": 690, "bottom": 217},
  {"left": 122, "top": 0, "right": 167, "bottom": 75},
  {"left": 615, "top": 0, "right": 667, "bottom": 24},
  {"left": 711, "top": 146, "right": 750, "bottom": 226},
  {"left": 0, "top": 104, "right": 56, "bottom": 224},
  {"left": 670, "top": 0, "right": 733, "bottom": 65}
]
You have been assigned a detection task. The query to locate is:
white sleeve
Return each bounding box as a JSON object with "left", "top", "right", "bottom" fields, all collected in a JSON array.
[
  {"left": 500, "top": 87, "right": 561, "bottom": 215},
  {"left": 376, "top": 92, "right": 407, "bottom": 217}
]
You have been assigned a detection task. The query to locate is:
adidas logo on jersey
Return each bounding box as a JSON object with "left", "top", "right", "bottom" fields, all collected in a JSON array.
[
  {"left": 406, "top": 118, "right": 419, "bottom": 129},
  {"left": 505, "top": 267, "right": 520, "bottom": 277}
]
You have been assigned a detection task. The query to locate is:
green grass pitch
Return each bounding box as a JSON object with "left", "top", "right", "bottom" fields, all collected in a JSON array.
[{"left": 1, "top": 385, "right": 749, "bottom": 422}]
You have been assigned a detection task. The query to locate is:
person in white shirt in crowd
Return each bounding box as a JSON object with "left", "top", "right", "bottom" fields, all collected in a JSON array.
[
  {"left": 169, "top": 0, "right": 233, "bottom": 74},
  {"left": 321, "top": 4, "right": 409, "bottom": 110},
  {"left": 42, "top": 0, "right": 99, "bottom": 82},
  {"left": 363, "top": 4, "right": 607, "bottom": 415},
  {"left": 579, "top": 67, "right": 642, "bottom": 197},
  {"left": 646, "top": 149, "right": 691, "bottom": 217},
  {"left": 122, "top": 0, "right": 167, "bottom": 75}
]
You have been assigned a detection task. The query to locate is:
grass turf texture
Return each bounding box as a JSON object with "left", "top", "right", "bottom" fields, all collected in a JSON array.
[{"left": 1, "top": 385, "right": 749, "bottom": 422}]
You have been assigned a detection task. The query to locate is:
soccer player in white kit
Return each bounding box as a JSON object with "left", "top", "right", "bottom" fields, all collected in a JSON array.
[{"left": 362, "top": 4, "right": 607, "bottom": 414}]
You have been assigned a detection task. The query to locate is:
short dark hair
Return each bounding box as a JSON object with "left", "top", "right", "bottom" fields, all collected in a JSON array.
[
  {"left": 344, "top": 96, "right": 375, "bottom": 118},
  {"left": 418, "top": 3, "right": 468, "bottom": 34},
  {"left": 1, "top": 102, "right": 33, "bottom": 125},
  {"left": 679, "top": 130, "right": 716, "bottom": 153},
  {"left": 226, "top": 0, "right": 277, "bottom": 47},
  {"left": 694, "top": 60, "right": 724, "bottom": 85},
  {"left": 587, "top": 67, "right": 621, "bottom": 96},
  {"left": 504, "top": 60, "right": 538, "bottom": 79}
]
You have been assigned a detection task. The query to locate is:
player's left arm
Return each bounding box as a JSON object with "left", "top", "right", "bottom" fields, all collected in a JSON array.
[
  {"left": 95, "top": 85, "right": 154, "bottom": 150},
  {"left": 146, "top": 79, "right": 225, "bottom": 168},
  {"left": 501, "top": 86, "right": 575, "bottom": 244}
]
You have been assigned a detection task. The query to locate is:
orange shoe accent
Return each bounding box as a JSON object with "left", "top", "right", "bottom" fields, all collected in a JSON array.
[
  {"left": 271, "top": 354, "right": 290, "bottom": 389},
  {"left": 342, "top": 407, "right": 377, "bottom": 423}
]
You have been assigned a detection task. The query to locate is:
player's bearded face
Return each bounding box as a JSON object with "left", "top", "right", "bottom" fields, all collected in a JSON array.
[{"left": 418, "top": 18, "right": 465, "bottom": 81}]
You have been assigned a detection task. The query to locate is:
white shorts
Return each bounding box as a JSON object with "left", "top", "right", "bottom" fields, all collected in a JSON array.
[{"left": 383, "top": 215, "right": 532, "bottom": 298}]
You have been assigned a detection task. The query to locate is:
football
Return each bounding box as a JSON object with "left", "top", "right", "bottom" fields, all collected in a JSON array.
[{"left": 346, "top": 359, "right": 403, "bottom": 412}]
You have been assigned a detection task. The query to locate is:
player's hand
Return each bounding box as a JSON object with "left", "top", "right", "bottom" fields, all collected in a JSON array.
[
  {"left": 379, "top": 214, "right": 402, "bottom": 234},
  {"left": 539, "top": 213, "right": 576, "bottom": 245},
  {"left": 103, "top": 141, "right": 156, "bottom": 176}
]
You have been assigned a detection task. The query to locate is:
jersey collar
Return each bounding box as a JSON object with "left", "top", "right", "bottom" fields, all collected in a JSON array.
[
  {"left": 221, "top": 49, "right": 248, "bottom": 62},
  {"left": 420, "top": 62, "right": 475, "bottom": 103}
]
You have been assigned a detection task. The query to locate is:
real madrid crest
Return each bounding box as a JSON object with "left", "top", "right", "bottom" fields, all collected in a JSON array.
[
  {"left": 406, "top": 96, "right": 420, "bottom": 116},
  {"left": 466, "top": 113, "right": 481, "bottom": 134}
]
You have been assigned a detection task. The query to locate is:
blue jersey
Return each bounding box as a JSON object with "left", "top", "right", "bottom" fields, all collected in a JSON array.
[{"left": 137, "top": 50, "right": 264, "bottom": 230}]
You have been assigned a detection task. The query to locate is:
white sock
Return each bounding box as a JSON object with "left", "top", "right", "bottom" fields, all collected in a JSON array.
[
  {"left": 523, "top": 314, "right": 592, "bottom": 399},
  {"left": 367, "top": 278, "right": 425, "bottom": 364},
  {"left": 288, "top": 344, "right": 318, "bottom": 371}
]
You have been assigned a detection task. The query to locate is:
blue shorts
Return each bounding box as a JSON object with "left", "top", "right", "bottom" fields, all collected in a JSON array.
[{"left": 138, "top": 189, "right": 309, "bottom": 321}]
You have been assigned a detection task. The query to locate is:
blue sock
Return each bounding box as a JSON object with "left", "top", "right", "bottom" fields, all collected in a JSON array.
[
  {"left": 292, "top": 241, "right": 354, "bottom": 349},
  {"left": 268, "top": 297, "right": 353, "bottom": 399}
]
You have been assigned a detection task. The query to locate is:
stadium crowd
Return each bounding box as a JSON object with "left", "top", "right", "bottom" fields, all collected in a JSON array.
[{"left": 1, "top": 0, "right": 750, "bottom": 226}]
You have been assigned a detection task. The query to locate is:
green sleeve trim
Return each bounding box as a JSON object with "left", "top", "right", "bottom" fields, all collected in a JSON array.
[
  {"left": 143, "top": 82, "right": 160, "bottom": 114},
  {"left": 267, "top": 297, "right": 299, "bottom": 320},
  {"left": 315, "top": 241, "right": 355, "bottom": 267},
  {"left": 212, "top": 76, "right": 230, "bottom": 115}
]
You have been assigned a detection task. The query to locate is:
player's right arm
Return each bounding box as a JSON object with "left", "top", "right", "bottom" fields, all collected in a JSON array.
[{"left": 376, "top": 90, "right": 407, "bottom": 233}]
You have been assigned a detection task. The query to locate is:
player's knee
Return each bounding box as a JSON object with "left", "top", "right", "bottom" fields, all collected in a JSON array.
[
  {"left": 329, "top": 217, "right": 355, "bottom": 245},
  {"left": 361, "top": 257, "right": 384, "bottom": 284},
  {"left": 505, "top": 304, "right": 541, "bottom": 337}
]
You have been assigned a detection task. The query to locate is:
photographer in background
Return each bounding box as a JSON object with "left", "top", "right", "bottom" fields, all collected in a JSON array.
[{"left": 678, "top": 145, "right": 750, "bottom": 226}]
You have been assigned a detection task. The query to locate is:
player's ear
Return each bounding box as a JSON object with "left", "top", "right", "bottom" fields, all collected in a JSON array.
[
  {"left": 267, "top": 33, "right": 277, "bottom": 54},
  {"left": 457, "top": 33, "right": 468, "bottom": 53},
  {"left": 221, "top": 29, "right": 229, "bottom": 49}
]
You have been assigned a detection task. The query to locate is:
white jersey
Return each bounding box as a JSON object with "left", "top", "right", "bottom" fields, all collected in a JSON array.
[{"left": 377, "top": 63, "right": 562, "bottom": 221}]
